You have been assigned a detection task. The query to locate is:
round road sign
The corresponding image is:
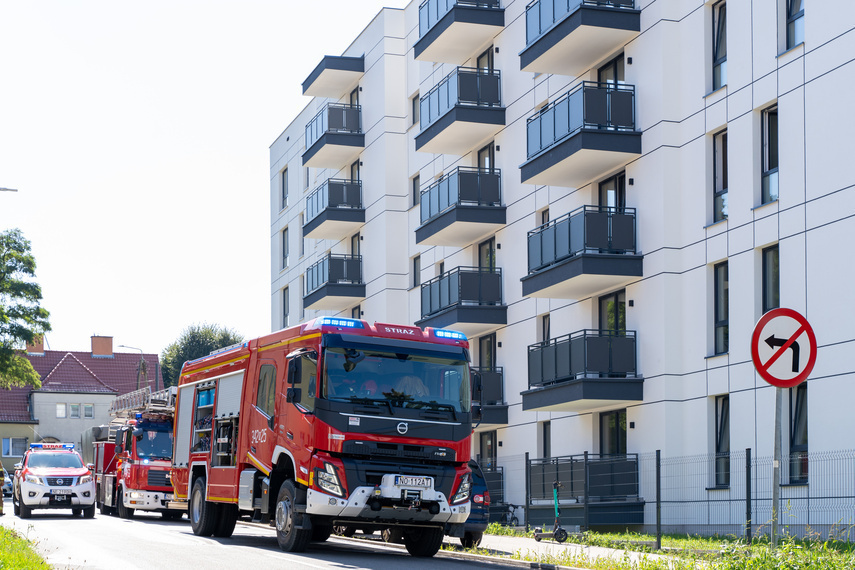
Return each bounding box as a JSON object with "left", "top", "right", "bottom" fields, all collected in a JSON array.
[{"left": 750, "top": 308, "right": 817, "bottom": 389}]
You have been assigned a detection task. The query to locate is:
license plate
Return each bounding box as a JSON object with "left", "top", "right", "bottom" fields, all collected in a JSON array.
[
  {"left": 51, "top": 488, "right": 71, "bottom": 495},
  {"left": 395, "top": 476, "right": 432, "bottom": 488}
]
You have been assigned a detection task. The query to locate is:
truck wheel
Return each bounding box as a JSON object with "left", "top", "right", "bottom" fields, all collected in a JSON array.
[
  {"left": 213, "top": 504, "right": 238, "bottom": 537},
  {"left": 18, "top": 489, "right": 31, "bottom": 519},
  {"left": 117, "top": 487, "right": 134, "bottom": 519},
  {"left": 403, "top": 527, "right": 444, "bottom": 557},
  {"left": 12, "top": 489, "right": 20, "bottom": 516},
  {"left": 72, "top": 509, "right": 82, "bottom": 517},
  {"left": 460, "top": 531, "right": 483, "bottom": 549},
  {"left": 312, "top": 524, "right": 332, "bottom": 542},
  {"left": 190, "top": 477, "right": 219, "bottom": 537},
  {"left": 382, "top": 528, "right": 405, "bottom": 544},
  {"left": 274, "top": 480, "right": 310, "bottom": 552},
  {"left": 83, "top": 505, "right": 96, "bottom": 519},
  {"left": 333, "top": 525, "right": 355, "bottom": 537}
]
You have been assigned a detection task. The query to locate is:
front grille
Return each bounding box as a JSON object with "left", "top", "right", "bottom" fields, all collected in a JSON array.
[
  {"left": 147, "top": 469, "right": 169, "bottom": 487},
  {"left": 46, "top": 477, "right": 76, "bottom": 486}
]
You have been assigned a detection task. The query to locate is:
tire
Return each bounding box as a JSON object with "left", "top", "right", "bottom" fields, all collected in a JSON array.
[
  {"left": 117, "top": 487, "right": 134, "bottom": 519},
  {"left": 18, "top": 489, "right": 31, "bottom": 519},
  {"left": 12, "top": 489, "right": 20, "bottom": 516},
  {"left": 554, "top": 527, "right": 568, "bottom": 543},
  {"left": 83, "top": 505, "right": 96, "bottom": 519},
  {"left": 190, "top": 477, "right": 219, "bottom": 537},
  {"left": 382, "top": 528, "right": 404, "bottom": 544},
  {"left": 213, "top": 504, "right": 238, "bottom": 538},
  {"left": 510, "top": 516, "right": 519, "bottom": 527},
  {"left": 274, "top": 480, "right": 310, "bottom": 553},
  {"left": 403, "top": 527, "right": 444, "bottom": 557},
  {"left": 460, "top": 531, "right": 483, "bottom": 549},
  {"left": 72, "top": 508, "right": 82, "bottom": 517},
  {"left": 333, "top": 525, "right": 355, "bottom": 537},
  {"left": 311, "top": 524, "right": 333, "bottom": 542}
]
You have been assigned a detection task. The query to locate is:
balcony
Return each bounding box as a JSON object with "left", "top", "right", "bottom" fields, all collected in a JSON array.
[
  {"left": 302, "top": 103, "right": 364, "bottom": 168},
  {"left": 416, "top": 67, "right": 505, "bottom": 155},
  {"left": 302, "top": 55, "right": 364, "bottom": 98},
  {"left": 416, "top": 167, "right": 505, "bottom": 246},
  {"left": 522, "top": 329, "right": 642, "bottom": 413},
  {"left": 303, "top": 179, "right": 365, "bottom": 240},
  {"left": 520, "top": 81, "right": 641, "bottom": 187},
  {"left": 415, "top": 266, "right": 506, "bottom": 338},
  {"left": 520, "top": 0, "right": 640, "bottom": 77},
  {"left": 303, "top": 254, "right": 365, "bottom": 311},
  {"left": 472, "top": 366, "right": 508, "bottom": 425},
  {"left": 521, "top": 205, "right": 642, "bottom": 299},
  {"left": 415, "top": 0, "right": 505, "bottom": 64}
]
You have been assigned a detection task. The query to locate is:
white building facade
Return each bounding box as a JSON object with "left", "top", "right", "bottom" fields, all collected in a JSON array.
[{"left": 271, "top": 0, "right": 855, "bottom": 534}]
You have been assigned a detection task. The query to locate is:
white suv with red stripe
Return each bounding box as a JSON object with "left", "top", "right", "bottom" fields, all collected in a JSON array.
[{"left": 12, "top": 443, "right": 96, "bottom": 518}]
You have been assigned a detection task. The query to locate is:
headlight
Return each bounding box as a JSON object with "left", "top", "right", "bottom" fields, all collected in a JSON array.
[
  {"left": 25, "top": 474, "right": 43, "bottom": 485},
  {"left": 450, "top": 472, "right": 472, "bottom": 505},
  {"left": 79, "top": 475, "right": 93, "bottom": 485},
  {"left": 129, "top": 491, "right": 143, "bottom": 499},
  {"left": 314, "top": 462, "right": 345, "bottom": 498}
]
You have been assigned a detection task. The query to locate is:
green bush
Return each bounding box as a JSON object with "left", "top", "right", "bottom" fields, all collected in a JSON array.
[{"left": 0, "top": 526, "right": 50, "bottom": 569}]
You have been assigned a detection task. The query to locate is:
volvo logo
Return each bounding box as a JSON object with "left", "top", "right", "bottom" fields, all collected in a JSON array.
[{"left": 396, "top": 422, "right": 409, "bottom": 435}]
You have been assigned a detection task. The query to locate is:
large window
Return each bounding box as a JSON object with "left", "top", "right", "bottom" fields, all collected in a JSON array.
[
  {"left": 479, "top": 237, "right": 496, "bottom": 271},
  {"left": 715, "top": 395, "right": 730, "bottom": 487},
  {"left": 480, "top": 430, "right": 497, "bottom": 467},
  {"left": 600, "top": 409, "right": 627, "bottom": 455},
  {"left": 712, "top": 1, "right": 727, "bottom": 90},
  {"left": 282, "top": 228, "right": 289, "bottom": 269},
  {"left": 281, "top": 168, "right": 288, "bottom": 210},
  {"left": 787, "top": 0, "right": 804, "bottom": 49},
  {"left": 761, "top": 105, "right": 779, "bottom": 204},
  {"left": 713, "top": 129, "right": 728, "bottom": 222},
  {"left": 412, "top": 255, "right": 421, "bottom": 288},
  {"left": 762, "top": 245, "right": 780, "bottom": 313},
  {"left": 599, "top": 172, "right": 626, "bottom": 211},
  {"left": 282, "top": 287, "right": 290, "bottom": 328},
  {"left": 789, "top": 383, "right": 808, "bottom": 483},
  {"left": 2, "top": 437, "right": 27, "bottom": 457},
  {"left": 714, "top": 261, "right": 729, "bottom": 354}
]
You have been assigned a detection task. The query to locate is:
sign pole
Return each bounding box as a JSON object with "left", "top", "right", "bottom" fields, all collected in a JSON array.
[{"left": 771, "top": 387, "right": 781, "bottom": 549}]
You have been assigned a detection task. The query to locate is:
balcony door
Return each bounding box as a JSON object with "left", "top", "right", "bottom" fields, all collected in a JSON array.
[
  {"left": 479, "top": 237, "right": 496, "bottom": 270},
  {"left": 479, "top": 334, "right": 496, "bottom": 370},
  {"left": 479, "top": 430, "right": 497, "bottom": 467},
  {"left": 600, "top": 409, "right": 627, "bottom": 456},
  {"left": 599, "top": 290, "right": 626, "bottom": 334},
  {"left": 599, "top": 172, "right": 626, "bottom": 211},
  {"left": 598, "top": 53, "right": 624, "bottom": 84},
  {"left": 476, "top": 46, "right": 494, "bottom": 73},
  {"left": 478, "top": 142, "right": 495, "bottom": 172}
]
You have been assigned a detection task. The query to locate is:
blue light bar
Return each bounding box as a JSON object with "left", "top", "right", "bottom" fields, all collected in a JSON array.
[
  {"left": 434, "top": 328, "right": 467, "bottom": 341},
  {"left": 317, "top": 317, "right": 364, "bottom": 329},
  {"left": 30, "top": 443, "right": 75, "bottom": 450}
]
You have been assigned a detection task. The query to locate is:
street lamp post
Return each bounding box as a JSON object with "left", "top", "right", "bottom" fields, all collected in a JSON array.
[{"left": 119, "top": 345, "right": 147, "bottom": 391}]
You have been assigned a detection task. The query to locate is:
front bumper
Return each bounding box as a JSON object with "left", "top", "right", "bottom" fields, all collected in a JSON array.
[
  {"left": 19, "top": 479, "right": 96, "bottom": 508},
  {"left": 123, "top": 488, "right": 177, "bottom": 511}
]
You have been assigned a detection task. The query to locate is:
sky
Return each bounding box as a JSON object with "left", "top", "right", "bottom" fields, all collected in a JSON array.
[{"left": 0, "top": 0, "right": 408, "bottom": 357}]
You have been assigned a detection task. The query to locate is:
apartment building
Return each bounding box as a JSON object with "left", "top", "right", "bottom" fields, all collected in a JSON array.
[{"left": 270, "top": 0, "right": 855, "bottom": 532}]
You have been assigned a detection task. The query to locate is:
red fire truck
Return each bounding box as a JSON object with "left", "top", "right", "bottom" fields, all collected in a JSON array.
[
  {"left": 170, "top": 317, "right": 475, "bottom": 557},
  {"left": 93, "top": 386, "right": 184, "bottom": 519}
]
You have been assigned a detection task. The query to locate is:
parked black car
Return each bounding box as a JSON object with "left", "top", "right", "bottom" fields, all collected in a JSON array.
[{"left": 460, "top": 459, "right": 490, "bottom": 548}]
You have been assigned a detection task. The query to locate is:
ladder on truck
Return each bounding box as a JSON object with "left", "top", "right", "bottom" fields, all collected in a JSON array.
[{"left": 109, "top": 386, "right": 177, "bottom": 417}]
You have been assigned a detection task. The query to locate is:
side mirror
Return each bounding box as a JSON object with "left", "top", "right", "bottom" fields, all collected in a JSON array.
[
  {"left": 286, "top": 387, "right": 301, "bottom": 404},
  {"left": 14, "top": 462, "right": 22, "bottom": 471},
  {"left": 288, "top": 358, "right": 302, "bottom": 385},
  {"left": 132, "top": 428, "right": 143, "bottom": 439},
  {"left": 87, "top": 463, "right": 95, "bottom": 471}
]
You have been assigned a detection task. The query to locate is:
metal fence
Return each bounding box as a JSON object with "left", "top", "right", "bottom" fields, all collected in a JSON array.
[{"left": 525, "top": 0, "right": 635, "bottom": 46}]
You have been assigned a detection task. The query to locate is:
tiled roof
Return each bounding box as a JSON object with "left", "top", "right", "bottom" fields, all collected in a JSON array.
[{"left": 0, "top": 350, "right": 160, "bottom": 423}]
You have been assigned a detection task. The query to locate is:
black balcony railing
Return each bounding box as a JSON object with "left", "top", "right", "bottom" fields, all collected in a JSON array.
[
  {"left": 472, "top": 366, "right": 504, "bottom": 405},
  {"left": 420, "top": 67, "right": 502, "bottom": 131},
  {"left": 305, "top": 254, "right": 363, "bottom": 295},
  {"left": 529, "top": 453, "right": 640, "bottom": 502},
  {"left": 305, "top": 179, "right": 363, "bottom": 223},
  {"left": 527, "top": 205, "right": 637, "bottom": 273},
  {"left": 525, "top": 0, "right": 635, "bottom": 45},
  {"left": 421, "top": 266, "right": 503, "bottom": 318},
  {"left": 420, "top": 167, "right": 501, "bottom": 224},
  {"left": 526, "top": 81, "right": 635, "bottom": 159},
  {"left": 528, "top": 329, "right": 636, "bottom": 387},
  {"left": 419, "top": 0, "right": 501, "bottom": 37},
  {"left": 305, "top": 103, "right": 362, "bottom": 149}
]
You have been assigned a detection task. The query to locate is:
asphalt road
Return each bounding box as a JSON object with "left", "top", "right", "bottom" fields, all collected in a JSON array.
[{"left": 0, "top": 509, "right": 515, "bottom": 570}]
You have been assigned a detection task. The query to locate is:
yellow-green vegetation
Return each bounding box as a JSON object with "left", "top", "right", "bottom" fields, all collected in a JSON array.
[{"left": 0, "top": 526, "right": 50, "bottom": 570}]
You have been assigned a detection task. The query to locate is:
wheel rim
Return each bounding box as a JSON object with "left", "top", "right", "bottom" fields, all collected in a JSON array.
[
  {"left": 275, "top": 496, "right": 292, "bottom": 535},
  {"left": 191, "top": 487, "right": 202, "bottom": 524}
]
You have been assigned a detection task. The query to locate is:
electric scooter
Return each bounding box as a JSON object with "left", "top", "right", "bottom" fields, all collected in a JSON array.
[{"left": 533, "top": 480, "right": 568, "bottom": 543}]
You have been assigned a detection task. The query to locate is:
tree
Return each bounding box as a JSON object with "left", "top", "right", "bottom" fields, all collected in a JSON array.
[
  {"left": 161, "top": 324, "right": 244, "bottom": 387},
  {"left": 0, "top": 229, "right": 51, "bottom": 389}
]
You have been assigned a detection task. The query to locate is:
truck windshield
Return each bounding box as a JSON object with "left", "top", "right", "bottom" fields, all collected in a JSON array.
[
  {"left": 322, "top": 347, "right": 470, "bottom": 412},
  {"left": 136, "top": 428, "right": 174, "bottom": 460}
]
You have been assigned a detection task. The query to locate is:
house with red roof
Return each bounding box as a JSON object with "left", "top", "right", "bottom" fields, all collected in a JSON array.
[{"left": 0, "top": 335, "right": 159, "bottom": 473}]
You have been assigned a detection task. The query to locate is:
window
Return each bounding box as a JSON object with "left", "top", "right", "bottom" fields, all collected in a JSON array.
[
  {"left": 715, "top": 395, "right": 730, "bottom": 487},
  {"left": 541, "top": 208, "right": 549, "bottom": 226},
  {"left": 299, "top": 276, "right": 305, "bottom": 319},
  {"left": 256, "top": 364, "right": 276, "bottom": 418},
  {"left": 600, "top": 409, "right": 627, "bottom": 455},
  {"left": 350, "top": 87, "right": 359, "bottom": 106},
  {"left": 412, "top": 94, "right": 420, "bottom": 126},
  {"left": 477, "top": 142, "right": 495, "bottom": 172},
  {"left": 541, "top": 314, "right": 550, "bottom": 342},
  {"left": 350, "top": 160, "right": 360, "bottom": 182},
  {"left": 281, "top": 168, "right": 288, "bottom": 209},
  {"left": 479, "top": 431, "right": 497, "bottom": 468},
  {"left": 599, "top": 172, "right": 626, "bottom": 211},
  {"left": 69, "top": 404, "right": 80, "bottom": 419},
  {"left": 598, "top": 53, "right": 625, "bottom": 84},
  {"left": 714, "top": 261, "right": 729, "bottom": 354},
  {"left": 787, "top": 0, "right": 804, "bottom": 49},
  {"left": 412, "top": 175, "right": 421, "bottom": 209},
  {"left": 412, "top": 255, "right": 421, "bottom": 288},
  {"left": 2, "top": 437, "right": 27, "bottom": 457},
  {"left": 599, "top": 290, "right": 627, "bottom": 334},
  {"left": 84, "top": 404, "right": 94, "bottom": 419},
  {"left": 291, "top": 352, "right": 317, "bottom": 414},
  {"left": 282, "top": 228, "right": 289, "bottom": 269},
  {"left": 713, "top": 129, "right": 728, "bottom": 222},
  {"left": 299, "top": 214, "right": 305, "bottom": 257},
  {"left": 477, "top": 46, "right": 494, "bottom": 73},
  {"left": 762, "top": 245, "right": 780, "bottom": 313},
  {"left": 304, "top": 167, "right": 310, "bottom": 190},
  {"left": 712, "top": 1, "right": 727, "bottom": 90},
  {"left": 761, "top": 105, "right": 779, "bottom": 204},
  {"left": 282, "top": 287, "right": 290, "bottom": 328},
  {"left": 789, "top": 383, "right": 808, "bottom": 483},
  {"left": 56, "top": 403, "right": 66, "bottom": 418},
  {"left": 351, "top": 233, "right": 360, "bottom": 256},
  {"left": 351, "top": 305, "right": 361, "bottom": 319},
  {"left": 478, "top": 237, "right": 496, "bottom": 270},
  {"left": 542, "top": 421, "right": 551, "bottom": 458},
  {"left": 479, "top": 333, "right": 496, "bottom": 370}
]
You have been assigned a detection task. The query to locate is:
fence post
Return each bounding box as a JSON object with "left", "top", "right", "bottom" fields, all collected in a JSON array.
[
  {"left": 745, "top": 447, "right": 752, "bottom": 543},
  {"left": 656, "top": 450, "right": 661, "bottom": 550},
  {"left": 524, "top": 451, "right": 530, "bottom": 531},
  {"left": 583, "top": 451, "right": 590, "bottom": 532}
]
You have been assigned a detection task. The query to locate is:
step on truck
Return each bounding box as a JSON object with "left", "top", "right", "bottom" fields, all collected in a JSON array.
[
  {"left": 92, "top": 386, "right": 184, "bottom": 519},
  {"left": 170, "top": 317, "right": 476, "bottom": 557}
]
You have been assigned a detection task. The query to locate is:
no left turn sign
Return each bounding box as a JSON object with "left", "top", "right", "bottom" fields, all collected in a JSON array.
[{"left": 751, "top": 308, "right": 817, "bottom": 389}]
